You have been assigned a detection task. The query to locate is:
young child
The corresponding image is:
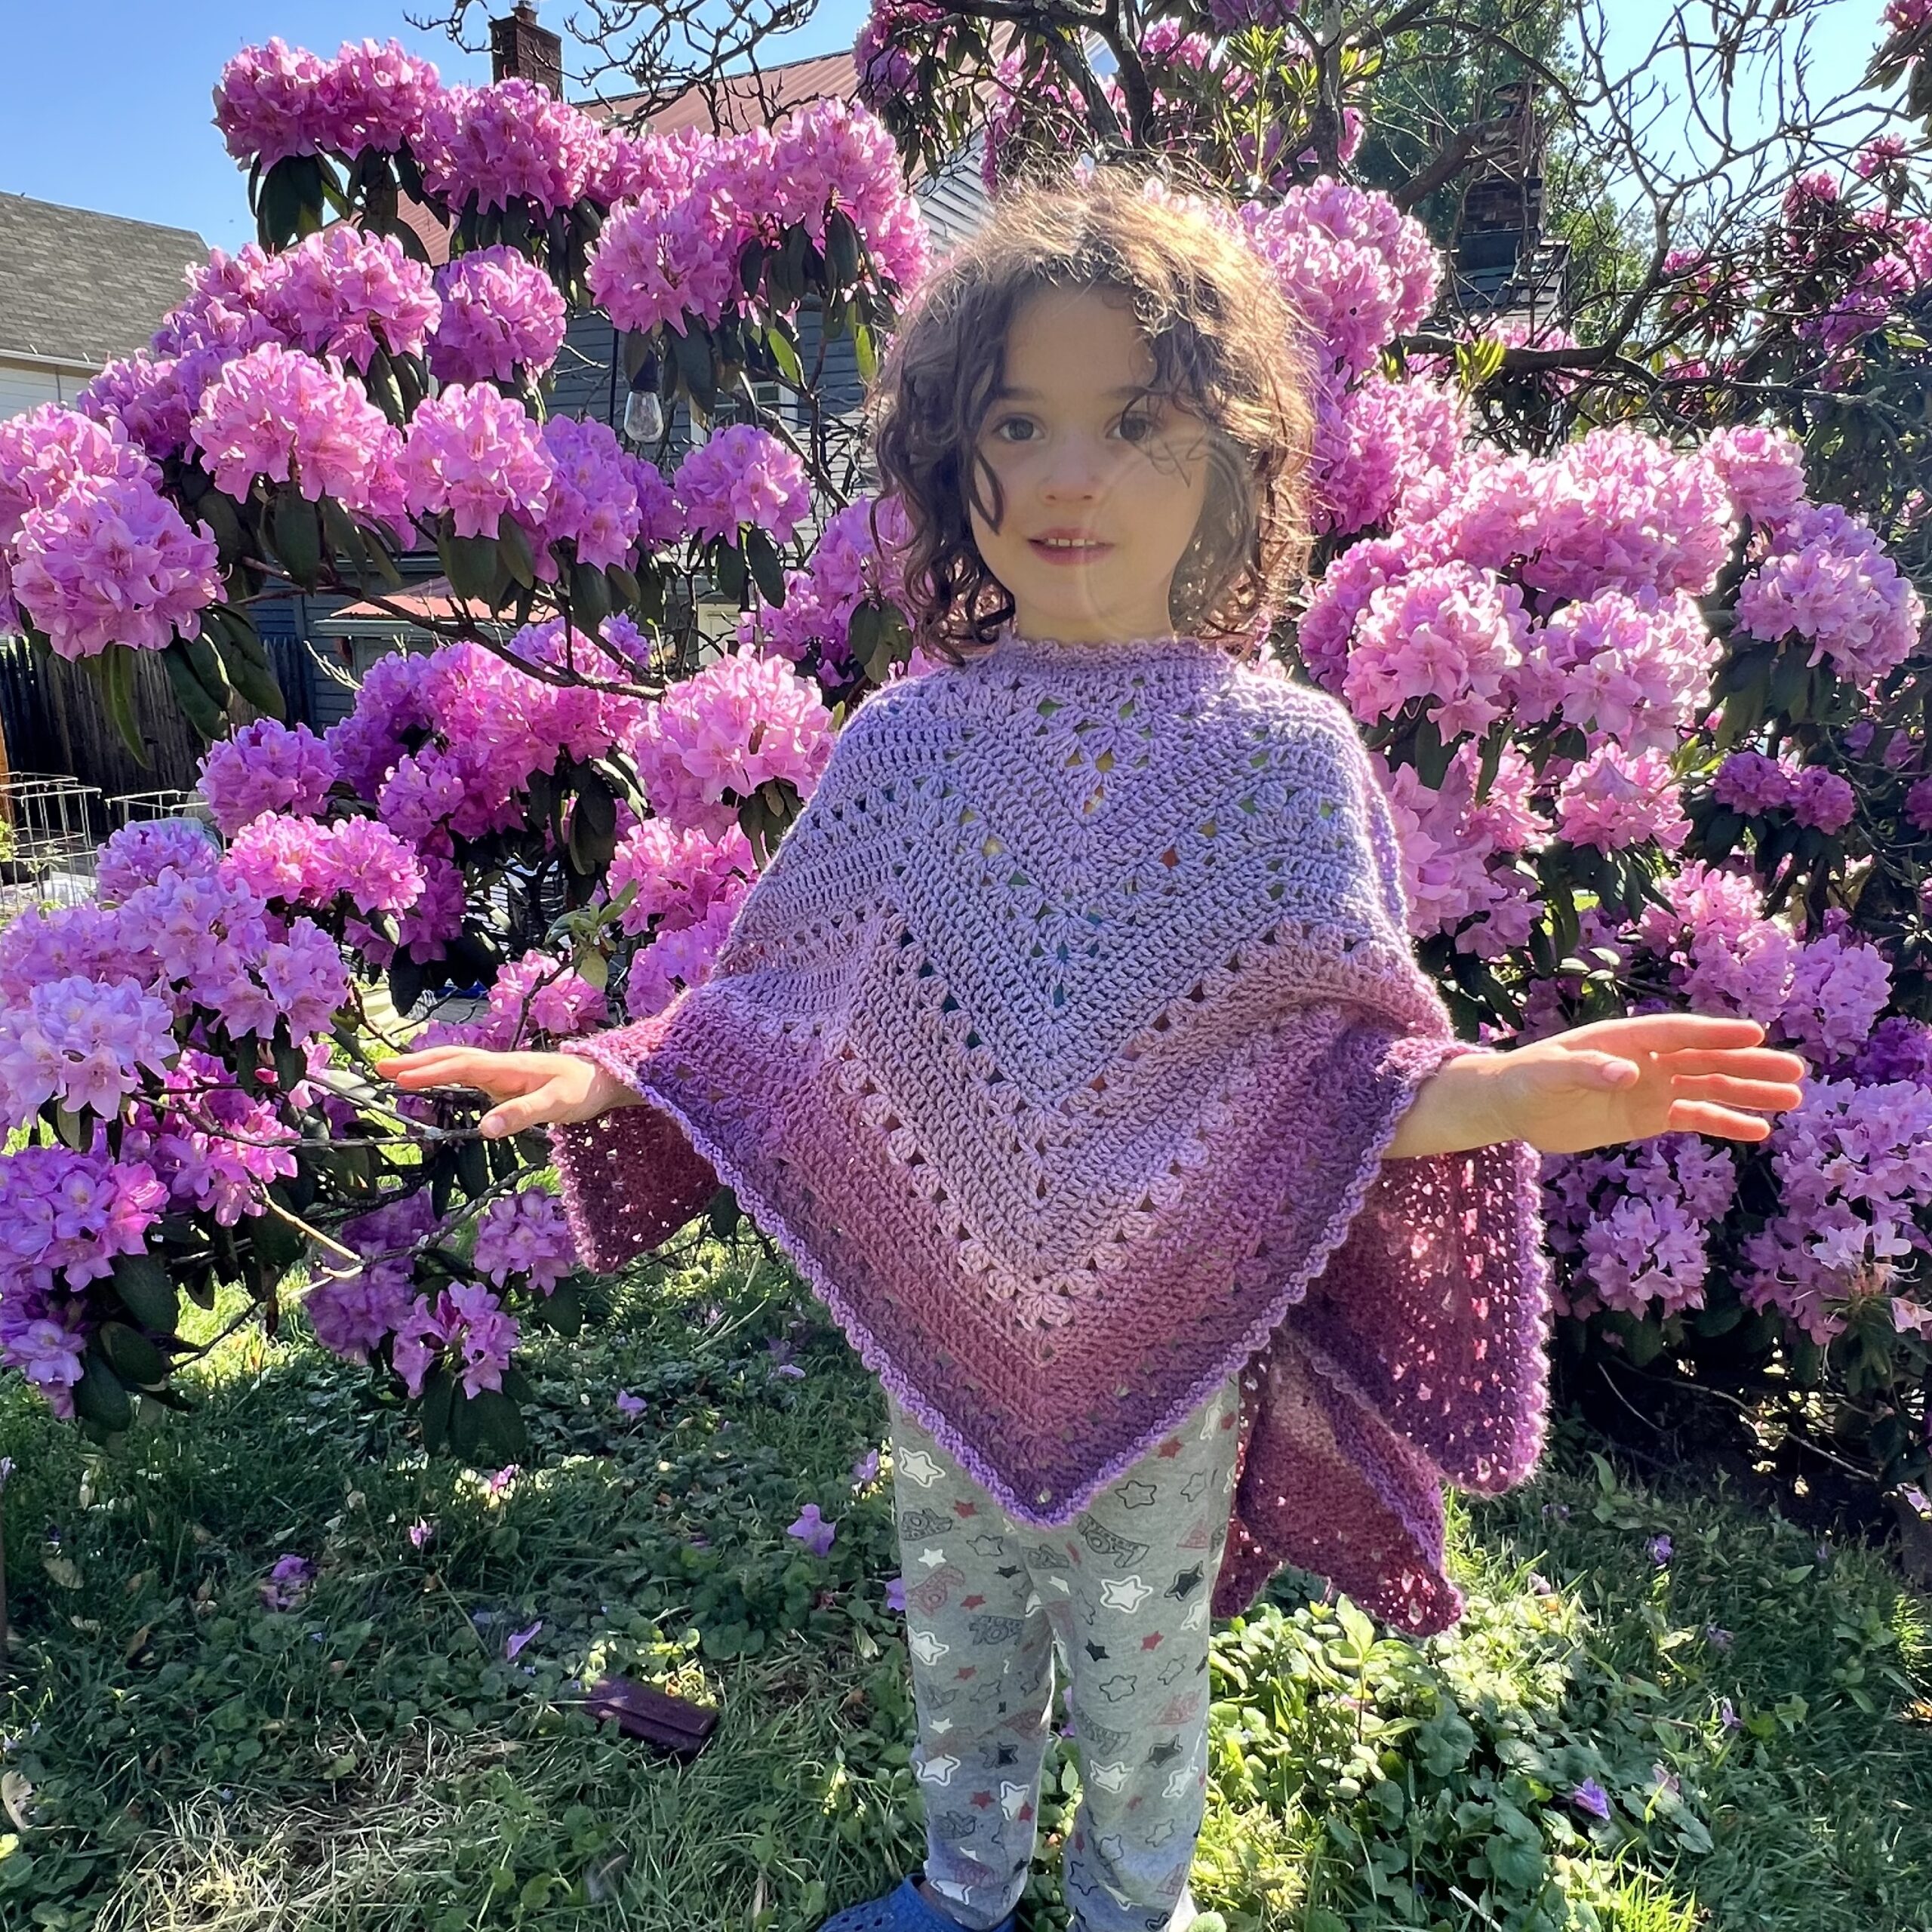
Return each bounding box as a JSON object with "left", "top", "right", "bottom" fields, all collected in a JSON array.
[{"left": 381, "top": 175, "right": 1807, "bottom": 1932}]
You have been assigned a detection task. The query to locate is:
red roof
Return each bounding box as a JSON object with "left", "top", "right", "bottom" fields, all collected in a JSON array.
[{"left": 586, "top": 49, "right": 862, "bottom": 137}]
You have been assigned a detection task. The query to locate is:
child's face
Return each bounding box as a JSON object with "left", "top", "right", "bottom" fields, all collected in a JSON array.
[{"left": 968, "top": 286, "right": 1214, "bottom": 645}]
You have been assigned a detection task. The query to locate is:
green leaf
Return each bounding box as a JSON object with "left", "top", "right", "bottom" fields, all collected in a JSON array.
[
  {"left": 440, "top": 528, "right": 504, "bottom": 604},
  {"left": 73, "top": 1352, "right": 134, "bottom": 1433},
  {"left": 825, "top": 208, "right": 863, "bottom": 290},
  {"left": 497, "top": 511, "right": 538, "bottom": 590},
  {"left": 97, "top": 1320, "right": 169, "bottom": 1389},
  {"left": 743, "top": 525, "right": 788, "bottom": 607},
  {"left": 272, "top": 490, "right": 325, "bottom": 589},
  {"left": 389, "top": 952, "right": 428, "bottom": 1016},
  {"left": 111, "top": 1254, "right": 179, "bottom": 1333},
  {"left": 96, "top": 643, "right": 149, "bottom": 767},
  {"left": 715, "top": 542, "right": 746, "bottom": 604},
  {"left": 456, "top": 1136, "right": 488, "bottom": 1198},
  {"left": 852, "top": 320, "right": 878, "bottom": 386},
  {"left": 568, "top": 770, "right": 619, "bottom": 874},
  {"left": 764, "top": 318, "right": 804, "bottom": 386},
  {"left": 420, "top": 1364, "right": 457, "bottom": 1456},
  {"left": 463, "top": 1386, "right": 530, "bottom": 1464},
  {"left": 672, "top": 321, "right": 716, "bottom": 414},
  {"left": 212, "top": 624, "right": 286, "bottom": 720},
  {"left": 569, "top": 559, "right": 612, "bottom": 633}
]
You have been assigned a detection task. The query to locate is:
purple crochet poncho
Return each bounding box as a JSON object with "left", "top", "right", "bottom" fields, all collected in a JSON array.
[{"left": 550, "top": 629, "right": 1552, "bottom": 1636}]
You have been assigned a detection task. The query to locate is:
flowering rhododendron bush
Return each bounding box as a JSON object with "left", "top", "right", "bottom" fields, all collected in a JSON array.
[{"left": 0, "top": 18, "right": 1929, "bottom": 1505}]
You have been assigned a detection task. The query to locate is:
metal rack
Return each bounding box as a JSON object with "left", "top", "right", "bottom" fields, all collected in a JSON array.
[
  {"left": 107, "top": 787, "right": 215, "bottom": 831},
  {"left": 0, "top": 773, "right": 105, "bottom": 915}
]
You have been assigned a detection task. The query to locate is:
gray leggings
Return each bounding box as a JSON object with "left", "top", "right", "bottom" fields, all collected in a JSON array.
[{"left": 884, "top": 1375, "right": 1242, "bottom": 1932}]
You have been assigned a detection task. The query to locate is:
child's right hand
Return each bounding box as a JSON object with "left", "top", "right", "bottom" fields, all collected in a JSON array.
[{"left": 375, "top": 1047, "right": 641, "bottom": 1138}]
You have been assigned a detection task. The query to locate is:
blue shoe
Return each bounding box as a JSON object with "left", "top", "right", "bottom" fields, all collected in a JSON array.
[{"left": 817, "top": 1874, "right": 1017, "bottom": 1932}]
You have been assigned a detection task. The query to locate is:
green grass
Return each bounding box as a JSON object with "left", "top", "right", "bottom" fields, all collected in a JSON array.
[{"left": 1, "top": 1240, "right": 1927, "bottom": 1932}]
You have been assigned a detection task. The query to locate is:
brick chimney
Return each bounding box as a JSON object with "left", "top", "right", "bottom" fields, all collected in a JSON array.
[{"left": 491, "top": 2, "right": 563, "bottom": 96}]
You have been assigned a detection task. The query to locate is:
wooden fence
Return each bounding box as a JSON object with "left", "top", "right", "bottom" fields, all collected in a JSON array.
[{"left": 0, "top": 631, "right": 312, "bottom": 832}]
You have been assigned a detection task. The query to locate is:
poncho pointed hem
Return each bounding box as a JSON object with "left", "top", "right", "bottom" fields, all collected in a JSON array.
[{"left": 559, "top": 1023, "right": 1481, "bottom": 1540}]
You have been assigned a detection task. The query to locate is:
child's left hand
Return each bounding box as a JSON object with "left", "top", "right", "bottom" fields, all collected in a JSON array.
[{"left": 1489, "top": 1014, "right": 1809, "bottom": 1155}]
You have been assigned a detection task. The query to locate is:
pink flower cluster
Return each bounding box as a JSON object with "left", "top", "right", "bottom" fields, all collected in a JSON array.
[
  {"left": 1703, "top": 423, "right": 1809, "bottom": 528},
  {"left": 625, "top": 891, "right": 749, "bottom": 1019},
  {"left": 1340, "top": 562, "right": 1528, "bottom": 742},
  {"left": 223, "top": 813, "right": 427, "bottom": 917},
  {"left": 417, "top": 78, "right": 601, "bottom": 216},
  {"left": 212, "top": 37, "right": 441, "bottom": 169},
  {"left": 398, "top": 383, "right": 552, "bottom": 541},
  {"left": 1372, "top": 743, "right": 1543, "bottom": 954},
  {"left": 673, "top": 426, "right": 811, "bottom": 546},
  {"left": 305, "top": 1191, "right": 436, "bottom": 1364},
  {"left": 1737, "top": 1075, "right": 1932, "bottom": 1343},
  {"left": 428, "top": 246, "right": 568, "bottom": 385},
  {"left": 854, "top": 0, "right": 946, "bottom": 103},
  {"left": 470, "top": 1187, "right": 577, "bottom": 1293},
  {"left": 331, "top": 629, "right": 645, "bottom": 855},
  {"left": 0, "top": 866, "right": 347, "bottom": 1058},
  {"left": 0, "top": 407, "right": 222, "bottom": 659},
  {"left": 190, "top": 342, "right": 406, "bottom": 520},
  {"left": 1508, "top": 590, "right": 1720, "bottom": 757},
  {"left": 1542, "top": 1134, "right": 1740, "bottom": 1320},
  {"left": 0, "top": 1143, "right": 167, "bottom": 1418},
  {"left": 1555, "top": 746, "right": 1691, "bottom": 854},
  {"left": 95, "top": 820, "right": 221, "bottom": 902},
  {"left": 1240, "top": 181, "right": 1439, "bottom": 381},
  {"left": 199, "top": 720, "right": 338, "bottom": 837},
  {"left": 1712, "top": 750, "right": 1857, "bottom": 833},
  {"left": 734, "top": 494, "right": 912, "bottom": 679},
  {"left": 631, "top": 651, "right": 838, "bottom": 840},
  {"left": 1734, "top": 501, "right": 1924, "bottom": 691},
  {"left": 1309, "top": 371, "right": 1466, "bottom": 538},
  {"left": 256, "top": 229, "right": 440, "bottom": 372},
  {"left": 605, "top": 820, "right": 758, "bottom": 938},
  {"left": 589, "top": 98, "right": 928, "bottom": 336},
  {"left": 0, "top": 974, "right": 177, "bottom": 1128}
]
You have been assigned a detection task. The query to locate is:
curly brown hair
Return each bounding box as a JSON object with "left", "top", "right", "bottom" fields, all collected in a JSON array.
[{"left": 863, "top": 164, "right": 1317, "bottom": 667}]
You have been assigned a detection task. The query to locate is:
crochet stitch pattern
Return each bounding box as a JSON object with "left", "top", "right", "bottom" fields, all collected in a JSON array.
[{"left": 551, "top": 629, "right": 1553, "bottom": 1635}]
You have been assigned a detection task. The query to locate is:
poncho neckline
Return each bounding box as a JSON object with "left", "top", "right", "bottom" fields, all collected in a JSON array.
[{"left": 550, "top": 627, "right": 1552, "bottom": 1635}]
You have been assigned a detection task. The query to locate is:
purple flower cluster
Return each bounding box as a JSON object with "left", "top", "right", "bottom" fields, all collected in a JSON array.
[
  {"left": 1240, "top": 181, "right": 1439, "bottom": 383},
  {"left": 417, "top": 78, "right": 602, "bottom": 217},
  {"left": 428, "top": 246, "right": 568, "bottom": 385},
  {"left": 123, "top": 1048, "right": 300, "bottom": 1228},
  {"left": 394, "top": 1281, "right": 519, "bottom": 1399},
  {"left": 0, "top": 1144, "right": 168, "bottom": 1417},
  {"left": 734, "top": 494, "right": 912, "bottom": 678},
  {"left": 1734, "top": 501, "right": 1924, "bottom": 692},
  {"left": 631, "top": 650, "right": 837, "bottom": 841},
  {"left": 399, "top": 383, "right": 552, "bottom": 541},
  {"left": 305, "top": 1191, "right": 437, "bottom": 1364},
  {"left": 470, "top": 1187, "right": 578, "bottom": 1294},
  {"left": 199, "top": 720, "right": 338, "bottom": 838},
  {"left": 223, "top": 813, "right": 426, "bottom": 918},
  {"left": 589, "top": 100, "right": 928, "bottom": 337},
  {"left": 1543, "top": 1134, "right": 1740, "bottom": 1319},
  {"left": 256, "top": 229, "right": 440, "bottom": 372},
  {"left": 1738, "top": 1074, "right": 1932, "bottom": 1342},
  {"left": 0, "top": 406, "right": 223, "bottom": 659}
]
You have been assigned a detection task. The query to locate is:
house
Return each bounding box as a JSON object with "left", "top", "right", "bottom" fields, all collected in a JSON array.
[{"left": 0, "top": 193, "right": 207, "bottom": 420}]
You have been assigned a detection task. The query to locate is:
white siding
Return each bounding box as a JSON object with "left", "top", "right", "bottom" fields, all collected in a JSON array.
[{"left": 0, "top": 360, "right": 75, "bottom": 420}]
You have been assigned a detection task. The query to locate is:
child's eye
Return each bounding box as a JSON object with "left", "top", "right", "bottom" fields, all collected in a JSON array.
[
  {"left": 1117, "top": 411, "right": 1160, "bottom": 444},
  {"left": 991, "top": 416, "right": 1036, "bottom": 443}
]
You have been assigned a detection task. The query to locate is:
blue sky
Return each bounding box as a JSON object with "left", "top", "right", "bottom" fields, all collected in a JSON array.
[{"left": 0, "top": 1, "right": 1890, "bottom": 254}]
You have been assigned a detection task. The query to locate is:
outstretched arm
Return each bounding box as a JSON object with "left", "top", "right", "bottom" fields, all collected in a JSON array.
[{"left": 1389, "top": 1014, "right": 1808, "bottom": 1158}]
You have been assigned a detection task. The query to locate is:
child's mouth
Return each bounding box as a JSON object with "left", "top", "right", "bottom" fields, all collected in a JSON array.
[{"left": 1028, "top": 537, "right": 1113, "bottom": 565}]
